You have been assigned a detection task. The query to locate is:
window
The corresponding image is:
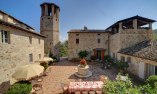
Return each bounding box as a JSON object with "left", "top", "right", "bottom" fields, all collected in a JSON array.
[
  {"left": 76, "top": 34, "right": 79, "bottom": 36},
  {"left": 39, "top": 54, "right": 41, "bottom": 59},
  {"left": 98, "top": 39, "right": 100, "bottom": 43},
  {"left": 29, "top": 54, "right": 33, "bottom": 63},
  {"left": 127, "top": 57, "right": 131, "bottom": 63},
  {"left": 38, "top": 38, "right": 40, "bottom": 44},
  {"left": 121, "top": 56, "right": 125, "bottom": 62},
  {"left": 29, "top": 36, "right": 32, "bottom": 44},
  {"left": 1, "top": 30, "right": 10, "bottom": 44},
  {"left": 98, "top": 34, "right": 101, "bottom": 35},
  {"left": 76, "top": 39, "right": 79, "bottom": 44},
  {"left": 113, "top": 53, "right": 115, "bottom": 59}
]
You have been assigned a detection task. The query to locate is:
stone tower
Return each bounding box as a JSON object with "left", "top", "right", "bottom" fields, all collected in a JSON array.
[{"left": 40, "top": 3, "right": 60, "bottom": 56}]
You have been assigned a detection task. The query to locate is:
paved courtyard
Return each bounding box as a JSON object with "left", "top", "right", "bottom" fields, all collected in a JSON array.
[{"left": 36, "top": 58, "right": 117, "bottom": 94}]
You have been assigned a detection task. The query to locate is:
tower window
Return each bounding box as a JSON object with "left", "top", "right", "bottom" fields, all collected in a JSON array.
[
  {"left": 38, "top": 38, "right": 40, "bottom": 44},
  {"left": 76, "top": 39, "right": 79, "bottom": 44},
  {"left": 29, "top": 36, "right": 32, "bottom": 44},
  {"left": 1, "top": 30, "right": 10, "bottom": 44},
  {"left": 121, "top": 56, "right": 125, "bottom": 62},
  {"left": 29, "top": 54, "right": 33, "bottom": 63},
  {"left": 76, "top": 34, "right": 79, "bottom": 36},
  {"left": 98, "top": 39, "right": 100, "bottom": 43},
  {"left": 127, "top": 57, "right": 131, "bottom": 63},
  {"left": 39, "top": 54, "right": 41, "bottom": 59}
]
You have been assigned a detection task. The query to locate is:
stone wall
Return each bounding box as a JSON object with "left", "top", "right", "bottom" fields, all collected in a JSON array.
[
  {"left": 109, "top": 33, "right": 120, "bottom": 58},
  {"left": 0, "top": 25, "right": 44, "bottom": 84},
  {"left": 109, "top": 28, "right": 152, "bottom": 59},
  {"left": 117, "top": 53, "right": 157, "bottom": 79},
  {"left": 40, "top": 4, "right": 60, "bottom": 56},
  {"left": 120, "top": 29, "right": 152, "bottom": 49},
  {"left": 68, "top": 32, "right": 109, "bottom": 60}
]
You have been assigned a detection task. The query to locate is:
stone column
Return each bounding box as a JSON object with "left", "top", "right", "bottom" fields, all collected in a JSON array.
[
  {"left": 149, "top": 23, "right": 152, "bottom": 29},
  {"left": 56, "top": 8, "right": 60, "bottom": 18},
  {"left": 41, "top": 6, "right": 45, "bottom": 16},
  {"left": 119, "top": 22, "right": 122, "bottom": 33},
  {"left": 51, "top": 5, "right": 54, "bottom": 17},
  {"left": 44, "top": 4, "right": 48, "bottom": 16},
  {"left": 133, "top": 19, "right": 137, "bottom": 29}
]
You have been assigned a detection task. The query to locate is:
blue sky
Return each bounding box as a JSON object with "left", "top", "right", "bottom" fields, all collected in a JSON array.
[{"left": 0, "top": 0, "right": 157, "bottom": 42}]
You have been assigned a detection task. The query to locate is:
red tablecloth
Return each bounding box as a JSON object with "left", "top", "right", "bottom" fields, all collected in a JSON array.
[{"left": 68, "top": 81, "right": 103, "bottom": 93}]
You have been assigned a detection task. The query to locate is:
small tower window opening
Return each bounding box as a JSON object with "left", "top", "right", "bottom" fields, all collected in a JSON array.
[
  {"left": 76, "top": 34, "right": 79, "bottom": 36},
  {"left": 29, "top": 36, "right": 32, "bottom": 44},
  {"left": 76, "top": 39, "right": 79, "bottom": 44},
  {"left": 48, "top": 6, "right": 52, "bottom": 16},
  {"left": 98, "top": 39, "right": 100, "bottom": 43}
]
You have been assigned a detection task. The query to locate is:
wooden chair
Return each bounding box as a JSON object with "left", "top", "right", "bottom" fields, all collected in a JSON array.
[
  {"left": 60, "top": 83, "right": 68, "bottom": 94},
  {"left": 75, "top": 91, "right": 81, "bottom": 94},
  {"left": 32, "top": 84, "right": 43, "bottom": 93},
  {"left": 89, "top": 91, "right": 96, "bottom": 94},
  {"left": 95, "top": 91, "right": 103, "bottom": 94},
  {"left": 82, "top": 91, "right": 88, "bottom": 94}
]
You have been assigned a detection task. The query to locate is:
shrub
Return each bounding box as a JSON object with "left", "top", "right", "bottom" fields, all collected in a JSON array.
[
  {"left": 116, "top": 61, "right": 129, "bottom": 71},
  {"left": 103, "top": 80, "right": 132, "bottom": 94},
  {"left": 78, "top": 50, "right": 88, "bottom": 58},
  {"left": 5, "top": 81, "right": 32, "bottom": 94},
  {"left": 141, "top": 84, "right": 157, "bottom": 94},
  {"left": 103, "top": 74, "right": 157, "bottom": 94},
  {"left": 52, "top": 56, "right": 59, "bottom": 62},
  {"left": 146, "top": 75, "right": 157, "bottom": 87},
  {"left": 40, "top": 62, "right": 48, "bottom": 71},
  {"left": 48, "top": 50, "right": 53, "bottom": 58},
  {"left": 127, "top": 86, "right": 141, "bottom": 94},
  {"left": 90, "top": 55, "right": 96, "bottom": 60}
]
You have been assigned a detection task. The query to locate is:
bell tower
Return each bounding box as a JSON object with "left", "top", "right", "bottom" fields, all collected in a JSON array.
[{"left": 40, "top": 3, "right": 60, "bottom": 56}]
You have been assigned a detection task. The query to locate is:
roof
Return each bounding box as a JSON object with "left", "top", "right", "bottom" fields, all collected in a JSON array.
[
  {"left": 118, "top": 40, "right": 157, "bottom": 62},
  {"left": 68, "top": 29, "right": 107, "bottom": 33},
  {"left": 0, "top": 19, "right": 45, "bottom": 38},
  {"left": 40, "top": 2, "right": 60, "bottom": 11},
  {"left": 0, "top": 10, "right": 34, "bottom": 30},
  {"left": 105, "top": 15, "right": 156, "bottom": 31}
]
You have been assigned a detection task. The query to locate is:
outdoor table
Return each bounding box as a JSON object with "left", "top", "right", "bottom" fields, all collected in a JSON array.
[{"left": 68, "top": 81, "right": 103, "bottom": 93}]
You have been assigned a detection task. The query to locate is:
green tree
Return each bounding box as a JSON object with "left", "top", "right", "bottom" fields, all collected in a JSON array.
[
  {"left": 59, "top": 40, "right": 68, "bottom": 57},
  {"left": 78, "top": 50, "right": 88, "bottom": 58}
]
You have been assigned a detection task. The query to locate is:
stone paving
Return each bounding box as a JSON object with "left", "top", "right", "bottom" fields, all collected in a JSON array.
[{"left": 36, "top": 58, "right": 117, "bottom": 94}]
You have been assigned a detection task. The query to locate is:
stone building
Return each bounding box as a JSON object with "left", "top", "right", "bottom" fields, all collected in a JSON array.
[
  {"left": 68, "top": 15, "right": 157, "bottom": 79},
  {"left": 68, "top": 27, "right": 109, "bottom": 60},
  {"left": 40, "top": 3, "right": 60, "bottom": 56},
  {"left": 0, "top": 10, "right": 45, "bottom": 90},
  {"left": 117, "top": 40, "right": 157, "bottom": 79},
  {"left": 106, "top": 15, "right": 156, "bottom": 79}
]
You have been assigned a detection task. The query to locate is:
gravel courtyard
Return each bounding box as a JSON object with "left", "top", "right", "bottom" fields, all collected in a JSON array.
[{"left": 36, "top": 58, "right": 117, "bottom": 94}]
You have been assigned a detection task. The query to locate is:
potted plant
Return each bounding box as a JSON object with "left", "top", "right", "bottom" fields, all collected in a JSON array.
[{"left": 79, "top": 58, "right": 87, "bottom": 68}]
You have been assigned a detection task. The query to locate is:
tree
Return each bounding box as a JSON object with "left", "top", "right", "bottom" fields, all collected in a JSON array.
[
  {"left": 59, "top": 40, "right": 68, "bottom": 57},
  {"left": 78, "top": 50, "right": 88, "bottom": 58}
]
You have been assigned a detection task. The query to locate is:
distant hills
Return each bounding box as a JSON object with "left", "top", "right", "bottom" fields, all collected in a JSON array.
[{"left": 153, "top": 29, "right": 157, "bottom": 33}]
